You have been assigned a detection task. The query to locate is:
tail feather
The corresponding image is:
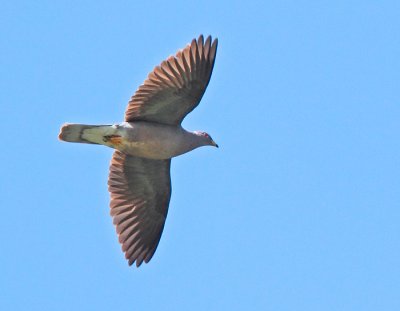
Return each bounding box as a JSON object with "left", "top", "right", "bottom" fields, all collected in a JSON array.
[{"left": 58, "top": 123, "right": 112, "bottom": 144}]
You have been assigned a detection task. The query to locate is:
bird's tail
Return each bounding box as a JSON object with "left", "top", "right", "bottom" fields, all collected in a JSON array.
[{"left": 58, "top": 123, "right": 114, "bottom": 145}]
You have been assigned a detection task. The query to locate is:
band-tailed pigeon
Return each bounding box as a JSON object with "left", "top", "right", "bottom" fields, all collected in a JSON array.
[{"left": 59, "top": 35, "right": 218, "bottom": 267}]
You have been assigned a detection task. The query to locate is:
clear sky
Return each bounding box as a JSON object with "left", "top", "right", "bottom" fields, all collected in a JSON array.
[{"left": 1, "top": 1, "right": 399, "bottom": 310}]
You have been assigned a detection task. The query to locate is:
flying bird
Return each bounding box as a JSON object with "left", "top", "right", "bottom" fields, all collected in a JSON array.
[{"left": 58, "top": 35, "right": 218, "bottom": 267}]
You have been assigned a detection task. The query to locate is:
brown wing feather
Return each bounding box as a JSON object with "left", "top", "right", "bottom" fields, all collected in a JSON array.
[
  {"left": 108, "top": 151, "right": 171, "bottom": 267},
  {"left": 124, "top": 35, "right": 218, "bottom": 125}
]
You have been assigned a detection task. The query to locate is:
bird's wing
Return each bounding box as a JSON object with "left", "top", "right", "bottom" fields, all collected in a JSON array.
[
  {"left": 124, "top": 35, "right": 218, "bottom": 125},
  {"left": 108, "top": 151, "right": 171, "bottom": 267}
]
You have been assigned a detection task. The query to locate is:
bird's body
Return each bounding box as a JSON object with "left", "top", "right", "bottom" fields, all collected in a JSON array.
[
  {"left": 60, "top": 122, "right": 214, "bottom": 160},
  {"left": 59, "top": 35, "right": 218, "bottom": 267}
]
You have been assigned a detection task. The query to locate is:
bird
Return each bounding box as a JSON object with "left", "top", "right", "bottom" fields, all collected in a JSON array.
[{"left": 58, "top": 35, "right": 218, "bottom": 267}]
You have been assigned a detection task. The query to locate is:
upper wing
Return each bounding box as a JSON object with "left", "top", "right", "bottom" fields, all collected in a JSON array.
[
  {"left": 124, "top": 35, "right": 218, "bottom": 125},
  {"left": 108, "top": 151, "right": 171, "bottom": 267}
]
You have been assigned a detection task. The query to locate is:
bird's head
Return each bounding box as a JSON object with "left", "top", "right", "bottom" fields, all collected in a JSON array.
[{"left": 194, "top": 131, "right": 219, "bottom": 148}]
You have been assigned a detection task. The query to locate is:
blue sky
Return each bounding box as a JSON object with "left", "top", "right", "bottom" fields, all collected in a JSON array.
[{"left": 1, "top": 1, "right": 399, "bottom": 310}]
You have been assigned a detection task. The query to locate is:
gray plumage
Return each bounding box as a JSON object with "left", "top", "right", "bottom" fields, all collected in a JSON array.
[{"left": 59, "top": 35, "right": 218, "bottom": 267}]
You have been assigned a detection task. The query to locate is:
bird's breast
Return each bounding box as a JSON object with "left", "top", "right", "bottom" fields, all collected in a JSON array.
[{"left": 112, "top": 122, "right": 190, "bottom": 160}]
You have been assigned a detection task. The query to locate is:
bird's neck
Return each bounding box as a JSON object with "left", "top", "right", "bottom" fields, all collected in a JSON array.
[{"left": 182, "top": 130, "right": 208, "bottom": 151}]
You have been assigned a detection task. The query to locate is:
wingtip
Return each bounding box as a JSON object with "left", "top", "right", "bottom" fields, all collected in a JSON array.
[
  {"left": 126, "top": 253, "right": 146, "bottom": 268},
  {"left": 127, "top": 258, "right": 143, "bottom": 268},
  {"left": 197, "top": 34, "right": 217, "bottom": 43}
]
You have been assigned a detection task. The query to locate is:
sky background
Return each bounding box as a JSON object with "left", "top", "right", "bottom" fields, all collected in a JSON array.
[{"left": 1, "top": 1, "right": 399, "bottom": 310}]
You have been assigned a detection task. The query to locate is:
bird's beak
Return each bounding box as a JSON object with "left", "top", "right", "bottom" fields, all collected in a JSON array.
[{"left": 211, "top": 140, "right": 219, "bottom": 148}]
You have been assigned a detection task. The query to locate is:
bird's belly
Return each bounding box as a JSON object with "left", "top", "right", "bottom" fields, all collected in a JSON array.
[
  {"left": 102, "top": 122, "right": 189, "bottom": 160},
  {"left": 114, "top": 140, "right": 181, "bottom": 159}
]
